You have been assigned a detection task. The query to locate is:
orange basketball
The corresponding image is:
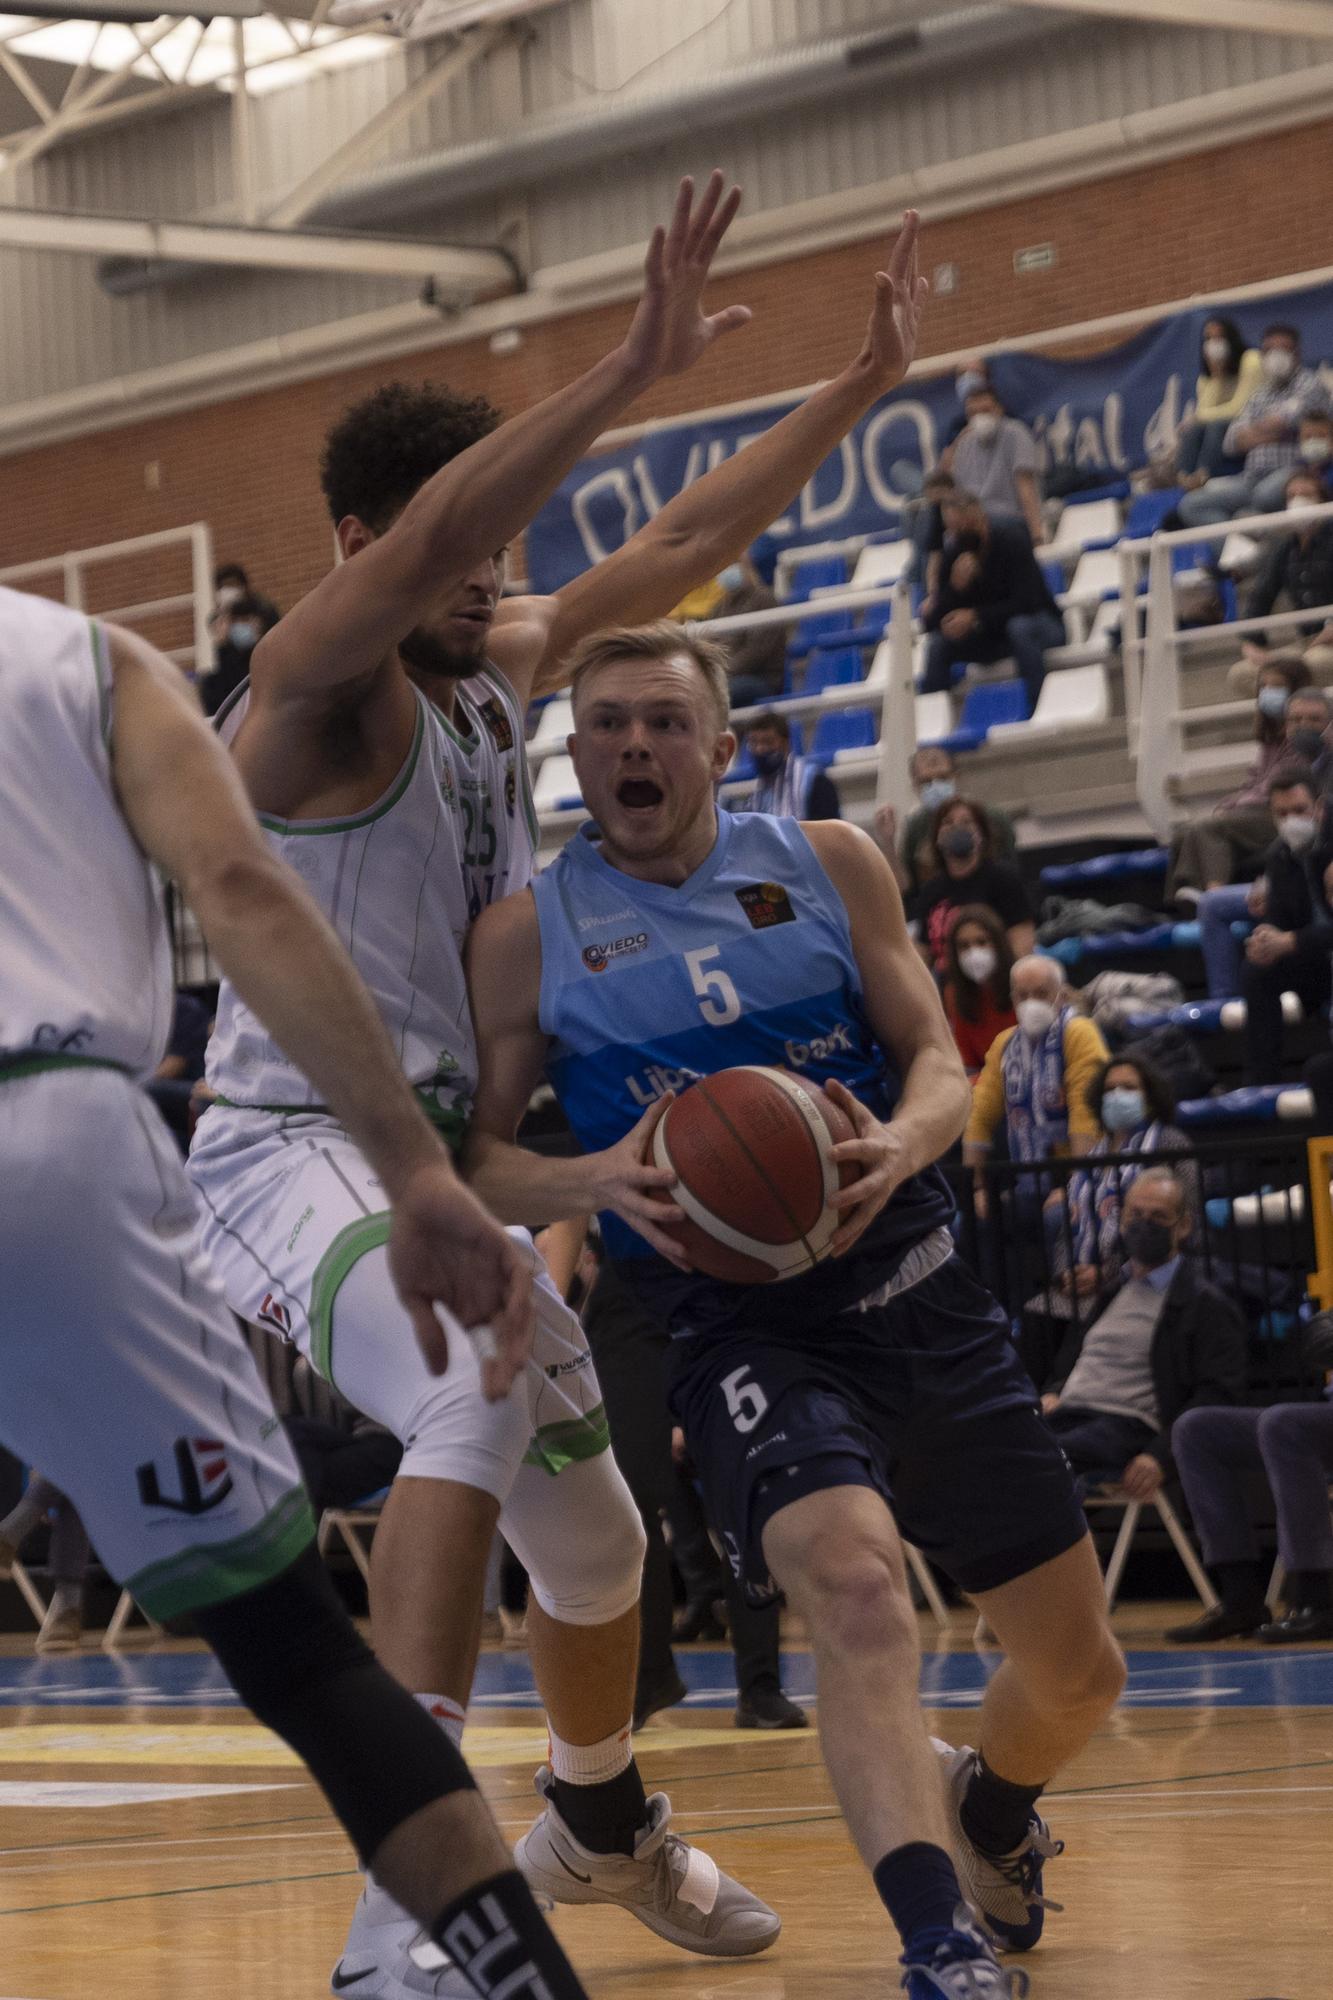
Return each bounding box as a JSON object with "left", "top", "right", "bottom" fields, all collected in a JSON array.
[{"left": 649, "top": 1065, "right": 860, "bottom": 1285}]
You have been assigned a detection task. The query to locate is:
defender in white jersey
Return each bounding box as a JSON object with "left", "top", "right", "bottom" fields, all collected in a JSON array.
[
  {"left": 191, "top": 180, "right": 930, "bottom": 1996},
  {"left": 0, "top": 582, "right": 614, "bottom": 2000}
]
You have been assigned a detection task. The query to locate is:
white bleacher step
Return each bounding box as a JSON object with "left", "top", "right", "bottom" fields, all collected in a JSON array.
[
  {"left": 851, "top": 540, "right": 912, "bottom": 590},
  {"left": 914, "top": 689, "right": 953, "bottom": 743},
  {"left": 532, "top": 753, "right": 582, "bottom": 813},
  {"left": 1278, "top": 1087, "right": 1316, "bottom": 1121},
  {"left": 988, "top": 663, "right": 1109, "bottom": 744},
  {"left": 1218, "top": 531, "right": 1262, "bottom": 576},
  {"left": 1065, "top": 547, "right": 1122, "bottom": 606},
  {"left": 531, "top": 696, "right": 573, "bottom": 751},
  {"left": 1218, "top": 992, "right": 1305, "bottom": 1032}
]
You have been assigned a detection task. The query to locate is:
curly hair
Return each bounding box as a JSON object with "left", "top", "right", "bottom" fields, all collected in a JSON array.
[{"left": 319, "top": 381, "right": 502, "bottom": 532}]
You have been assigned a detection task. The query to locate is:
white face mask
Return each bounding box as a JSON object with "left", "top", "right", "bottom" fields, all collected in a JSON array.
[
  {"left": 1263, "top": 348, "right": 1296, "bottom": 385},
  {"left": 1300, "top": 438, "right": 1332, "bottom": 466},
  {"left": 959, "top": 944, "right": 998, "bottom": 985},
  {"left": 1203, "top": 337, "right": 1231, "bottom": 367},
  {"left": 1016, "top": 998, "right": 1058, "bottom": 1040},
  {"left": 970, "top": 412, "right": 1001, "bottom": 443},
  {"left": 1279, "top": 812, "right": 1319, "bottom": 853}
]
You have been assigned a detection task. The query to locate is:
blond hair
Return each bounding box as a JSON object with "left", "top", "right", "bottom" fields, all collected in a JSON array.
[{"left": 567, "top": 619, "right": 732, "bottom": 732}]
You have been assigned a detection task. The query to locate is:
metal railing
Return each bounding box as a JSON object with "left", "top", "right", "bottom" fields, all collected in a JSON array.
[{"left": 0, "top": 522, "right": 216, "bottom": 678}]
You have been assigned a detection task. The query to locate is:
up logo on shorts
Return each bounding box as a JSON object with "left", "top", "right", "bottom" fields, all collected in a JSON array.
[{"left": 137, "top": 1438, "right": 235, "bottom": 1515}]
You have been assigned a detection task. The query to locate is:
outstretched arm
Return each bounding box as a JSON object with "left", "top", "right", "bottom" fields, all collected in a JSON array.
[
  {"left": 500, "top": 211, "right": 929, "bottom": 704},
  {"left": 463, "top": 894, "right": 687, "bottom": 1259},
  {"left": 254, "top": 173, "right": 750, "bottom": 713},
  {"left": 802, "top": 819, "right": 970, "bottom": 1255},
  {"left": 108, "top": 623, "right": 533, "bottom": 1392}
]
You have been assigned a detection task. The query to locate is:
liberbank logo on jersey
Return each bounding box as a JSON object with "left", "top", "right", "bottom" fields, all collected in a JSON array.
[
  {"left": 626, "top": 1061, "right": 703, "bottom": 1108},
  {"left": 581, "top": 932, "right": 649, "bottom": 974}
]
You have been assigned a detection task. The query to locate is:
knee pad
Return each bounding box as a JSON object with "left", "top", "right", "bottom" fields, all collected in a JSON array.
[{"left": 503, "top": 1452, "right": 647, "bottom": 1628}]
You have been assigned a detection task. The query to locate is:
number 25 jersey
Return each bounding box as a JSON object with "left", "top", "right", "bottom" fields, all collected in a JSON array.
[{"left": 530, "top": 809, "right": 953, "bottom": 1338}]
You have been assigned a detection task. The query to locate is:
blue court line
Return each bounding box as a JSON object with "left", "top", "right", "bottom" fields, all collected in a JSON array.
[{"left": 0, "top": 1644, "right": 1331, "bottom": 1712}]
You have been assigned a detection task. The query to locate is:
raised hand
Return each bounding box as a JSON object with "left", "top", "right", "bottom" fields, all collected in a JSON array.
[
  {"left": 620, "top": 171, "right": 753, "bottom": 384},
  {"left": 855, "top": 209, "right": 930, "bottom": 393},
  {"left": 386, "top": 1162, "right": 535, "bottom": 1399}
]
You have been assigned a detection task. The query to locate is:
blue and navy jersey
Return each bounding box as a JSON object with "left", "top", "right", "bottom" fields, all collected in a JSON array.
[{"left": 531, "top": 810, "right": 953, "bottom": 1338}]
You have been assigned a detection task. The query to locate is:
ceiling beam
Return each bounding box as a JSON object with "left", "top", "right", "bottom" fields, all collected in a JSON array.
[
  {"left": 1010, "top": 0, "right": 1333, "bottom": 35},
  {"left": 0, "top": 202, "right": 517, "bottom": 284}
]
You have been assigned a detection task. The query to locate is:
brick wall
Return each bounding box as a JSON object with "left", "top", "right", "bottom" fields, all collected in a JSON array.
[{"left": 5, "top": 112, "right": 1333, "bottom": 616}]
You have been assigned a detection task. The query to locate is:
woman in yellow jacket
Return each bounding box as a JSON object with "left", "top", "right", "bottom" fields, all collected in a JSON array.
[
  {"left": 1176, "top": 316, "right": 1263, "bottom": 490},
  {"left": 964, "top": 955, "right": 1109, "bottom": 1219}
]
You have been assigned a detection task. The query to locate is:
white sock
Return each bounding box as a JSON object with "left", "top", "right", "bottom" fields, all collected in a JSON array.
[
  {"left": 546, "top": 1720, "right": 634, "bottom": 1786},
  {"left": 415, "top": 1691, "right": 466, "bottom": 1750}
]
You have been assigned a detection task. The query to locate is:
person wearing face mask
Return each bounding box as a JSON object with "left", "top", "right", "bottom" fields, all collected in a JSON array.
[
  {"left": 947, "top": 389, "right": 1044, "bottom": 547},
  {"left": 1039, "top": 1171, "right": 1245, "bottom": 1503},
  {"left": 874, "top": 746, "right": 1018, "bottom": 897},
  {"left": 919, "top": 491, "right": 1065, "bottom": 713},
  {"left": 914, "top": 797, "right": 1034, "bottom": 973},
  {"left": 1167, "top": 654, "right": 1315, "bottom": 905},
  {"left": 203, "top": 562, "right": 280, "bottom": 718},
  {"left": 1179, "top": 323, "right": 1330, "bottom": 529},
  {"left": 1228, "top": 460, "right": 1333, "bottom": 697},
  {"left": 710, "top": 548, "right": 787, "bottom": 709},
  {"left": 1174, "top": 317, "right": 1262, "bottom": 490},
  {"left": 964, "top": 956, "right": 1109, "bottom": 1219},
  {"left": 737, "top": 711, "right": 841, "bottom": 821},
  {"left": 1238, "top": 765, "right": 1333, "bottom": 1084},
  {"left": 941, "top": 906, "right": 1017, "bottom": 1077},
  {"left": 1048, "top": 1056, "right": 1198, "bottom": 1312}
]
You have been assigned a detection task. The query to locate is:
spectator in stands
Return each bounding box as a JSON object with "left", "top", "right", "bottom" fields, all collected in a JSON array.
[
  {"left": 1228, "top": 462, "right": 1333, "bottom": 695},
  {"left": 1040, "top": 1169, "right": 1246, "bottom": 1498},
  {"left": 1238, "top": 763, "right": 1333, "bottom": 1085},
  {"left": 736, "top": 711, "right": 840, "bottom": 820},
  {"left": 1178, "top": 323, "right": 1331, "bottom": 528},
  {"left": 941, "top": 904, "right": 1016, "bottom": 1077},
  {"left": 905, "top": 467, "right": 957, "bottom": 597},
  {"left": 203, "top": 562, "right": 279, "bottom": 717},
  {"left": 1167, "top": 1314, "right": 1333, "bottom": 1643},
  {"left": 0, "top": 1476, "right": 91, "bottom": 1653},
  {"left": 1048, "top": 1054, "right": 1197, "bottom": 1306},
  {"left": 913, "top": 796, "right": 1034, "bottom": 972},
  {"left": 1195, "top": 687, "right": 1333, "bottom": 995},
  {"left": 1175, "top": 316, "right": 1262, "bottom": 489},
  {"left": 964, "top": 955, "right": 1109, "bottom": 1214},
  {"left": 947, "top": 387, "right": 1044, "bottom": 546},
  {"left": 919, "top": 490, "right": 1066, "bottom": 712},
  {"left": 146, "top": 990, "right": 212, "bottom": 1150},
  {"left": 712, "top": 552, "right": 787, "bottom": 709},
  {"left": 874, "top": 745, "right": 1018, "bottom": 897},
  {"left": 1167, "top": 653, "right": 1314, "bottom": 904}
]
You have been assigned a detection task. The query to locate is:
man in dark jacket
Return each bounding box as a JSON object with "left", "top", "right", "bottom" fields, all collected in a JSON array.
[
  {"left": 919, "top": 490, "right": 1064, "bottom": 711},
  {"left": 1233, "top": 461, "right": 1333, "bottom": 692},
  {"left": 1041, "top": 1170, "right": 1246, "bottom": 1497},
  {"left": 1239, "top": 763, "right": 1333, "bottom": 1083}
]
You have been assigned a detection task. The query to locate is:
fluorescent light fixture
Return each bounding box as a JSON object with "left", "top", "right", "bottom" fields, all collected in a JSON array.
[{"left": 2, "top": 12, "right": 399, "bottom": 92}]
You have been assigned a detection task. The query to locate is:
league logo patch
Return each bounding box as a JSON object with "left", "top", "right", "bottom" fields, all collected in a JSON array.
[
  {"left": 735, "top": 882, "right": 796, "bottom": 929},
  {"left": 477, "top": 699, "right": 514, "bottom": 754}
]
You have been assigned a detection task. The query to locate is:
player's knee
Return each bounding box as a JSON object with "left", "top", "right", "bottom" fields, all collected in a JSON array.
[
  {"left": 525, "top": 1461, "right": 647, "bottom": 1627},
  {"left": 797, "top": 1538, "right": 914, "bottom": 1661},
  {"left": 1029, "top": 1621, "right": 1125, "bottom": 1719}
]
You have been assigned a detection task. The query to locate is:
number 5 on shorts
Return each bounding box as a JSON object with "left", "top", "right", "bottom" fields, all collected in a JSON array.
[{"left": 720, "top": 1365, "right": 769, "bottom": 1434}]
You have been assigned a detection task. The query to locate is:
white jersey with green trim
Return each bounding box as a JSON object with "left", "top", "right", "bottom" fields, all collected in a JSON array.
[
  {"left": 204, "top": 662, "right": 536, "bottom": 1128},
  {"left": 0, "top": 585, "right": 173, "bottom": 1079}
]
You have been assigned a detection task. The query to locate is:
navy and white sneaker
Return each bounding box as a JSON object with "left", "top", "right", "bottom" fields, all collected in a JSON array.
[
  {"left": 934, "top": 1739, "right": 1063, "bottom": 1951},
  {"left": 900, "top": 1906, "right": 1030, "bottom": 1998}
]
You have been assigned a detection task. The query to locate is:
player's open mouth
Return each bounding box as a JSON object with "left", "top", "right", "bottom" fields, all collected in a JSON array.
[{"left": 616, "top": 778, "right": 664, "bottom": 810}]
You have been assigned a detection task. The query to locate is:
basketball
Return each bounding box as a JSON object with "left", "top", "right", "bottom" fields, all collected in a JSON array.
[{"left": 649, "top": 1065, "right": 861, "bottom": 1284}]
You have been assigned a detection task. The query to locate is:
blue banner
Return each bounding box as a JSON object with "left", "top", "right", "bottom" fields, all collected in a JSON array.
[{"left": 525, "top": 278, "right": 1333, "bottom": 593}]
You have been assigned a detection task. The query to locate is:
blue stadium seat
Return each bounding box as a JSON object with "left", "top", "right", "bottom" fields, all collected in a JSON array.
[
  {"left": 812, "top": 708, "right": 877, "bottom": 763},
  {"left": 934, "top": 679, "right": 1031, "bottom": 751},
  {"left": 806, "top": 617, "right": 891, "bottom": 657},
  {"left": 1125, "top": 489, "right": 1184, "bottom": 538},
  {"left": 787, "top": 556, "right": 848, "bottom": 600},
  {"left": 803, "top": 649, "right": 864, "bottom": 695},
  {"left": 1040, "top": 847, "right": 1171, "bottom": 889},
  {"left": 1041, "top": 560, "right": 1066, "bottom": 598},
  {"left": 1049, "top": 919, "right": 1200, "bottom": 964},
  {"left": 1177, "top": 1084, "right": 1313, "bottom": 1127},
  {"left": 1123, "top": 998, "right": 1230, "bottom": 1037},
  {"left": 726, "top": 742, "right": 758, "bottom": 783}
]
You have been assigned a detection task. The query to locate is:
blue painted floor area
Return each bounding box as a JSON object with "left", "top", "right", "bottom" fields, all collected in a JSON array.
[{"left": 0, "top": 1644, "right": 1332, "bottom": 1712}]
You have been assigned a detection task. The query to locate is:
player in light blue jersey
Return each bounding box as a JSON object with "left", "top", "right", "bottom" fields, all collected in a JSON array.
[{"left": 465, "top": 620, "right": 1128, "bottom": 2000}]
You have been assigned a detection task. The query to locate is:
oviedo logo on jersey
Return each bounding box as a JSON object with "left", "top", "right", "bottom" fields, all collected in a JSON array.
[
  {"left": 735, "top": 882, "right": 796, "bottom": 929},
  {"left": 581, "top": 931, "right": 649, "bottom": 974},
  {"left": 137, "top": 1438, "right": 235, "bottom": 1515}
]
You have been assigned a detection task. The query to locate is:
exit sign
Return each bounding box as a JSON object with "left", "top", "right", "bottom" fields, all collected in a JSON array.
[{"left": 1013, "top": 242, "right": 1058, "bottom": 275}]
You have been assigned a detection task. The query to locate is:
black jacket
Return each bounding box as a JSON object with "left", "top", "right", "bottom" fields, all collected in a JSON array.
[
  {"left": 1261, "top": 831, "right": 1333, "bottom": 964},
  {"left": 1245, "top": 522, "right": 1333, "bottom": 645},
  {"left": 923, "top": 518, "right": 1060, "bottom": 641},
  {"left": 1047, "top": 1258, "right": 1247, "bottom": 1472}
]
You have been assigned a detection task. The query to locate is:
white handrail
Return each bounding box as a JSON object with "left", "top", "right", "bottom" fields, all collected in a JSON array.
[
  {"left": 697, "top": 582, "right": 898, "bottom": 635},
  {"left": 1121, "top": 496, "right": 1333, "bottom": 555}
]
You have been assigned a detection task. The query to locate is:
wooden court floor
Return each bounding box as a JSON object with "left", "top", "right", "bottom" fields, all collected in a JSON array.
[{"left": 0, "top": 1606, "right": 1328, "bottom": 2000}]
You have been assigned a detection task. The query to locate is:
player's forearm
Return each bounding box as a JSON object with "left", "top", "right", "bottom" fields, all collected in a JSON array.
[
  {"left": 888, "top": 1045, "right": 972, "bottom": 1174},
  {"left": 194, "top": 854, "right": 449, "bottom": 1200},
  {"left": 463, "top": 1129, "right": 603, "bottom": 1227}
]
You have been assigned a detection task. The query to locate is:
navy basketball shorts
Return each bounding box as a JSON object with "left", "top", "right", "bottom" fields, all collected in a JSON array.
[{"left": 668, "top": 1253, "right": 1087, "bottom": 1602}]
